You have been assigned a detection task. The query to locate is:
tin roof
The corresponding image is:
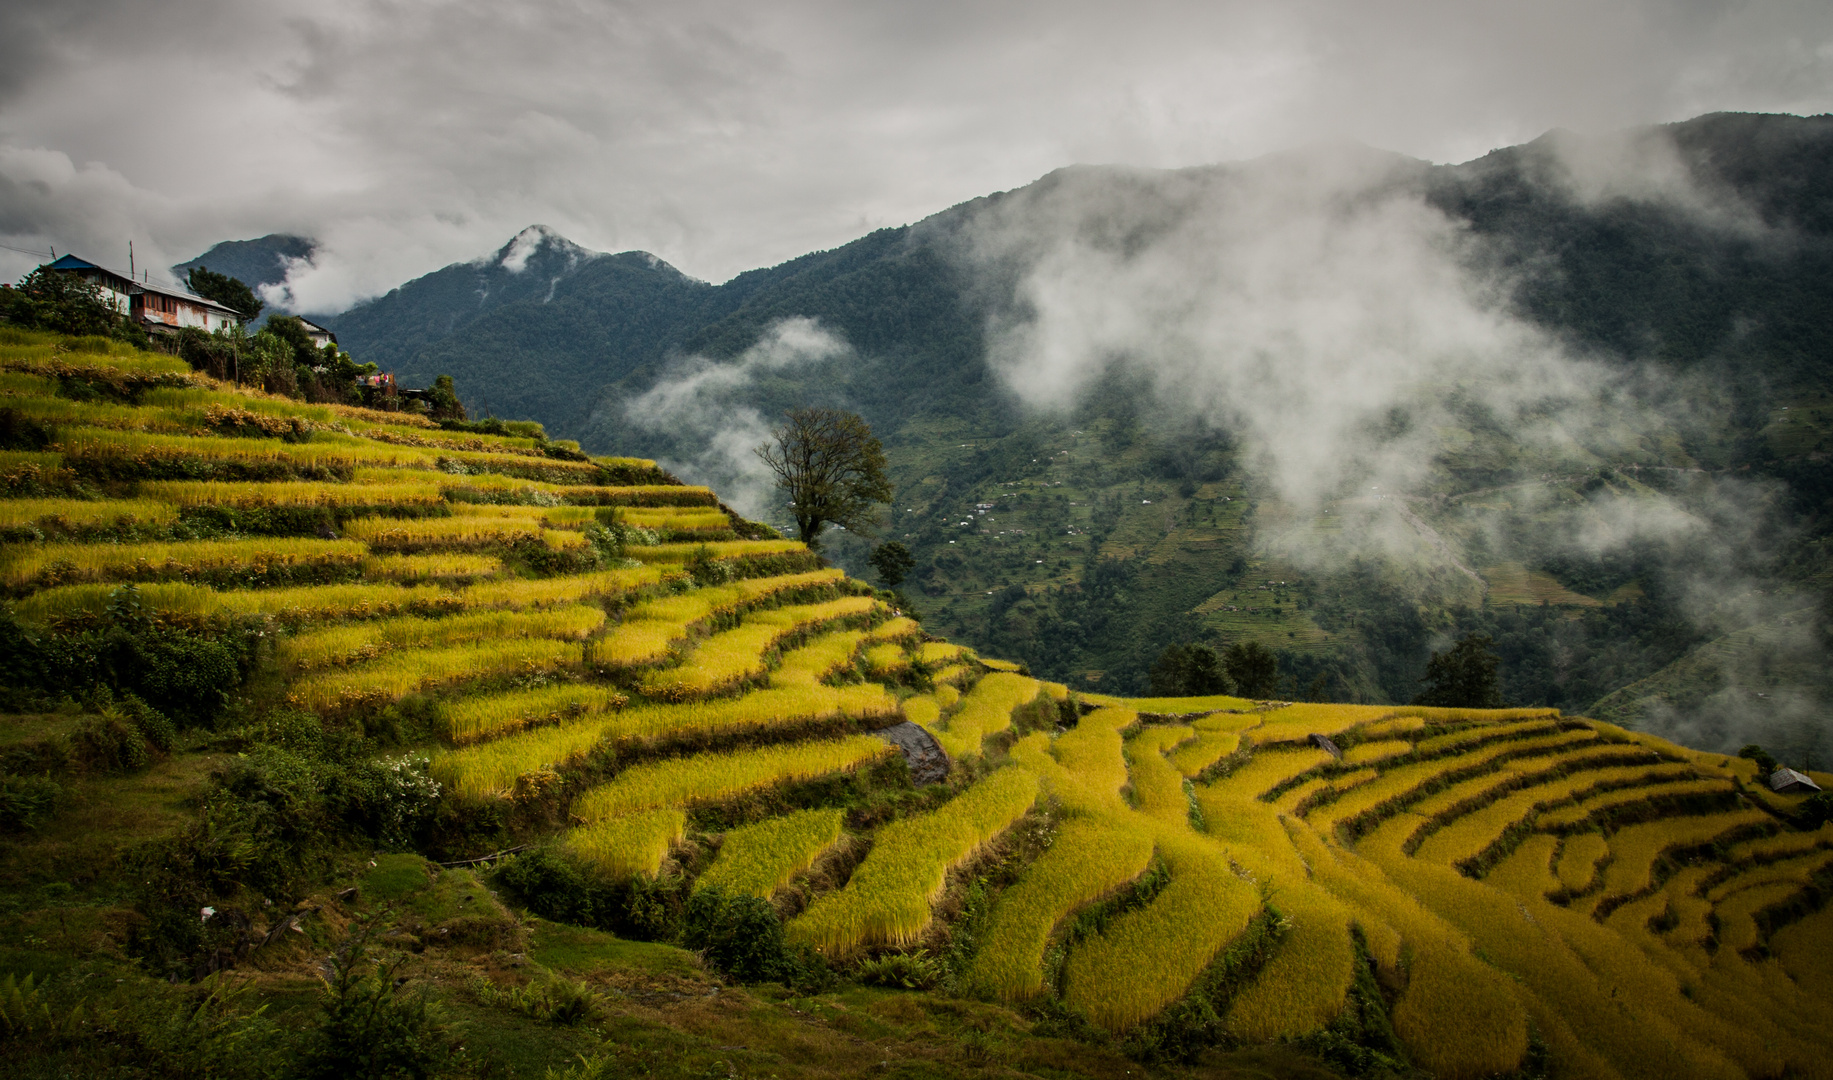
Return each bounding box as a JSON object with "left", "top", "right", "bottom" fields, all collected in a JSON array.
[{"left": 1769, "top": 767, "right": 1822, "bottom": 793}]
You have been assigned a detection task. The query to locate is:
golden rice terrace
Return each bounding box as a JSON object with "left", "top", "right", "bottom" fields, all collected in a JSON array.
[{"left": 2, "top": 328, "right": 1830, "bottom": 1080}]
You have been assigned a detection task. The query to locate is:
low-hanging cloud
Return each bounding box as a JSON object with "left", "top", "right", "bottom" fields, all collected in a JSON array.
[
  {"left": 962, "top": 132, "right": 1826, "bottom": 752},
  {"left": 615, "top": 317, "right": 851, "bottom": 519}
]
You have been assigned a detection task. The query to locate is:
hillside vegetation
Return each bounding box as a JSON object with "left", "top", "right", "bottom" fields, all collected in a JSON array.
[
  {"left": 2, "top": 328, "right": 1831, "bottom": 1079},
  {"left": 311, "top": 113, "right": 1833, "bottom": 761}
]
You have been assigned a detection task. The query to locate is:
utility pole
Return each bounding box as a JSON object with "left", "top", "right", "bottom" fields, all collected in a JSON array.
[{"left": 129, "top": 241, "right": 135, "bottom": 280}]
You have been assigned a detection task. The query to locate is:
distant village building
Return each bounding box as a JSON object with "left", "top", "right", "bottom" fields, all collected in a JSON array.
[
  {"left": 1768, "top": 767, "right": 1822, "bottom": 795},
  {"left": 298, "top": 318, "right": 338, "bottom": 349},
  {"left": 44, "top": 254, "right": 135, "bottom": 315},
  {"left": 46, "top": 254, "right": 240, "bottom": 334}
]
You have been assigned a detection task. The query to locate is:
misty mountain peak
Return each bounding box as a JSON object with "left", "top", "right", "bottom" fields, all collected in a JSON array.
[{"left": 494, "top": 224, "right": 601, "bottom": 274}]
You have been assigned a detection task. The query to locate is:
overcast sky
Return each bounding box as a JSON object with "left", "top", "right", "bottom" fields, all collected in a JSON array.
[{"left": 2, "top": 0, "right": 1830, "bottom": 309}]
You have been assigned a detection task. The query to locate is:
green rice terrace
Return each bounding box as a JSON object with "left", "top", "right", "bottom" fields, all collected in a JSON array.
[{"left": 1, "top": 327, "right": 1831, "bottom": 1079}]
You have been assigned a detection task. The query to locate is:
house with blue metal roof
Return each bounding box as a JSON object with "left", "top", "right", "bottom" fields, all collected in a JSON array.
[{"left": 44, "top": 253, "right": 241, "bottom": 334}]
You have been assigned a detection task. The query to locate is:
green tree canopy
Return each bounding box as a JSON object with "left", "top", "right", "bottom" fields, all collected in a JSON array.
[
  {"left": 184, "top": 266, "right": 264, "bottom": 322},
  {"left": 1, "top": 265, "right": 123, "bottom": 337},
  {"left": 756, "top": 407, "right": 892, "bottom": 547},
  {"left": 1149, "top": 643, "right": 1234, "bottom": 697},
  {"left": 868, "top": 542, "right": 915, "bottom": 588},
  {"left": 1412, "top": 632, "right": 1505, "bottom": 708},
  {"left": 1223, "top": 641, "right": 1280, "bottom": 699},
  {"left": 426, "top": 374, "right": 467, "bottom": 421}
]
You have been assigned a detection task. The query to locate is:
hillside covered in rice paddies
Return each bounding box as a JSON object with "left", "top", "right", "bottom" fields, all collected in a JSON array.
[{"left": 2, "top": 327, "right": 1831, "bottom": 1079}]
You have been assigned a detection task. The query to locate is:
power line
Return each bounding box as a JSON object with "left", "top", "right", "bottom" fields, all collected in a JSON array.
[{"left": 0, "top": 241, "right": 54, "bottom": 258}]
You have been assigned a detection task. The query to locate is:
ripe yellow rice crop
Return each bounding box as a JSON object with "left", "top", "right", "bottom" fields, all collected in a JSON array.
[
  {"left": 1725, "top": 821, "right": 1833, "bottom": 863},
  {"left": 917, "top": 641, "right": 965, "bottom": 665},
  {"left": 929, "top": 663, "right": 971, "bottom": 687},
  {"left": 277, "top": 605, "right": 606, "bottom": 670},
  {"left": 1255, "top": 702, "right": 1410, "bottom": 738},
  {"left": 13, "top": 579, "right": 226, "bottom": 622},
  {"left": 362, "top": 553, "right": 501, "bottom": 580},
  {"left": 1, "top": 536, "right": 366, "bottom": 586},
  {"left": 1354, "top": 713, "right": 1429, "bottom": 739},
  {"left": 0, "top": 371, "right": 59, "bottom": 394},
  {"left": 902, "top": 693, "right": 943, "bottom": 732},
  {"left": 933, "top": 683, "right": 960, "bottom": 709},
  {"left": 594, "top": 569, "right": 844, "bottom": 667},
  {"left": 288, "top": 639, "right": 582, "bottom": 712},
  {"left": 138, "top": 479, "right": 446, "bottom": 507},
  {"left": 432, "top": 683, "right": 896, "bottom": 798},
  {"left": 1343, "top": 738, "right": 1414, "bottom": 765},
  {"left": 1203, "top": 747, "right": 1332, "bottom": 802},
  {"left": 1045, "top": 707, "right": 1136, "bottom": 814},
  {"left": 926, "top": 672, "right": 1038, "bottom": 760},
  {"left": 965, "top": 817, "right": 1155, "bottom": 1000},
  {"left": 1714, "top": 882, "right": 1805, "bottom": 953},
  {"left": 1272, "top": 768, "right": 1377, "bottom": 813},
  {"left": 437, "top": 448, "right": 603, "bottom": 477},
  {"left": 1411, "top": 761, "right": 1692, "bottom": 868},
  {"left": 866, "top": 616, "right": 921, "bottom": 642},
  {"left": 614, "top": 506, "right": 733, "bottom": 532},
  {"left": 1062, "top": 833, "right": 1260, "bottom": 1031},
  {"left": 216, "top": 581, "right": 460, "bottom": 620},
  {"left": 1078, "top": 692, "right": 1255, "bottom": 713},
  {"left": 1705, "top": 849, "right": 1833, "bottom": 903},
  {"left": 3, "top": 339, "right": 192, "bottom": 377},
  {"left": 541, "top": 529, "right": 589, "bottom": 550},
  {"left": 0, "top": 450, "right": 64, "bottom": 474},
  {"left": 696, "top": 808, "right": 846, "bottom": 898},
  {"left": 638, "top": 596, "right": 876, "bottom": 699},
  {"left": 1486, "top": 833, "right": 1562, "bottom": 901},
  {"left": 616, "top": 539, "right": 809, "bottom": 563},
  {"left": 1127, "top": 726, "right": 1195, "bottom": 824},
  {"left": 1305, "top": 728, "right": 1603, "bottom": 834},
  {"left": 1413, "top": 718, "right": 1558, "bottom": 756},
  {"left": 1596, "top": 809, "right": 1774, "bottom": 903},
  {"left": 1535, "top": 776, "right": 1731, "bottom": 829},
  {"left": 342, "top": 514, "right": 543, "bottom": 549},
  {"left": 1208, "top": 810, "right": 1357, "bottom": 1043},
  {"left": 1555, "top": 833, "right": 1611, "bottom": 894},
  {"left": 444, "top": 683, "right": 630, "bottom": 744},
  {"left": 458, "top": 565, "right": 666, "bottom": 611},
  {"left": 5, "top": 394, "right": 191, "bottom": 432},
  {"left": 570, "top": 734, "right": 892, "bottom": 821},
  {"left": 0, "top": 497, "right": 178, "bottom": 529},
  {"left": 770, "top": 629, "right": 868, "bottom": 687},
  {"left": 787, "top": 767, "right": 1040, "bottom": 954},
  {"left": 862, "top": 642, "right": 908, "bottom": 675},
  {"left": 55, "top": 426, "right": 436, "bottom": 469},
  {"left": 565, "top": 809, "right": 686, "bottom": 878},
  {"left": 1770, "top": 904, "right": 1833, "bottom": 997},
  {"left": 354, "top": 424, "right": 544, "bottom": 454},
  {"left": 978, "top": 657, "right": 1024, "bottom": 673},
  {"left": 1166, "top": 729, "right": 1241, "bottom": 777},
  {"left": 561, "top": 484, "right": 718, "bottom": 506},
  {"left": 452, "top": 503, "right": 598, "bottom": 525},
  {"left": 1278, "top": 825, "right": 1529, "bottom": 1079}
]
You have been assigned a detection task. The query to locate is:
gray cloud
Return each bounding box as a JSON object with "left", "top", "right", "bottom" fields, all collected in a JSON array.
[
  {"left": 2, "top": 1, "right": 1830, "bottom": 305},
  {"left": 614, "top": 317, "right": 851, "bottom": 519},
  {"left": 959, "top": 127, "right": 1826, "bottom": 750}
]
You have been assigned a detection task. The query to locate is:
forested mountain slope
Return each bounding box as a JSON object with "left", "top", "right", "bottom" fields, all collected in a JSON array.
[{"left": 312, "top": 112, "right": 1833, "bottom": 758}]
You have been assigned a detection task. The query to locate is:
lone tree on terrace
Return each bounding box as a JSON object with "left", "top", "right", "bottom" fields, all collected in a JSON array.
[
  {"left": 1412, "top": 631, "right": 1505, "bottom": 708},
  {"left": 757, "top": 407, "right": 892, "bottom": 548}
]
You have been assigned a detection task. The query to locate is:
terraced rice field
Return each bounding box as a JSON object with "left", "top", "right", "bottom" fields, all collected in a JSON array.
[{"left": 6, "top": 332, "right": 1831, "bottom": 1078}]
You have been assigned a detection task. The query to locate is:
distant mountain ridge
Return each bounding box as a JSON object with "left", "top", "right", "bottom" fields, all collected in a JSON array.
[
  {"left": 212, "top": 112, "right": 1833, "bottom": 745},
  {"left": 172, "top": 233, "right": 316, "bottom": 294}
]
